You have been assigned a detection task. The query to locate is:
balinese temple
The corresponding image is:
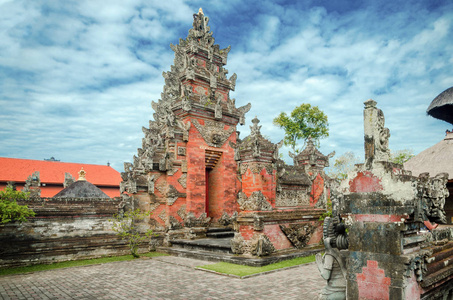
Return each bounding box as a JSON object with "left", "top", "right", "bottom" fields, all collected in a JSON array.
[
  {"left": 405, "top": 86, "right": 453, "bottom": 224},
  {"left": 121, "top": 8, "right": 333, "bottom": 256}
]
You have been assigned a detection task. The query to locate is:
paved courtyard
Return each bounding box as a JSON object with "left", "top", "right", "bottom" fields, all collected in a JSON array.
[{"left": 0, "top": 256, "right": 323, "bottom": 299}]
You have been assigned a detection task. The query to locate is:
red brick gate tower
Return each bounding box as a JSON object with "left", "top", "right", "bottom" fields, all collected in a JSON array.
[
  {"left": 122, "top": 8, "right": 333, "bottom": 254},
  {"left": 120, "top": 8, "right": 251, "bottom": 240}
]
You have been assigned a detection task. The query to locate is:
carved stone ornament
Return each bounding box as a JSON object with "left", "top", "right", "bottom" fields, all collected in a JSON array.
[
  {"left": 192, "top": 119, "right": 235, "bottom": 147},
  {"left": 184, "top": 212, "right": 211, "bottom": 228},
  {"left": 239, "top": 162, "right": 274, "bottom": 175},
  {"left": 63, "top": 172, "right": 75, "bottom": 188},
  {"left": 218, "top": 211, "right": 238, "bottom": 227},
  {"left": 276, "top": 189, "right": 309, "bottom": 207},
  {"left": 364, "top": 99, "right": 391, "bottom": 164},
  {"left": 178, "top": 173, "right": 187, "bottom": 189},
  {"left": 231, "top": 233, "right": 275, "bottom": 257},
  {"left": 237, "top": 191, "right": 272, "bottom": 211},
  {"left": 237, "top": 103, "right": 252, "bottom": 125},
  {"left": 147, "top": 175, "right": 155, "bottom": 195},
  {"left": 416, "top": 172, "right": 449, "bottom": 224},
  {"left": 280, "top": 223, "right": 316, "bottom": 249},
  {"left": 316, "top": 217, "right": 348, "bottom": 300},
  {"left": 177, "top": 146, "right": 186, "bottom": 156}
]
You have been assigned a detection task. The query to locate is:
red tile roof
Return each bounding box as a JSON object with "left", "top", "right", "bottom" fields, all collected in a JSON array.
[{"left": 0, "top": 157, "right": 122, "bottom": 187}]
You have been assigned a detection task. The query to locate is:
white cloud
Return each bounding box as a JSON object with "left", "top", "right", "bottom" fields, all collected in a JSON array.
[{"left": 0, "top": 0, "right": 452, "bottom": 171}]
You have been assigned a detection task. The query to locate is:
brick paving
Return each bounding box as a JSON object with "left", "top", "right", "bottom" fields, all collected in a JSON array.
[{"left": 0, "top": 256, "right": 323, "bottom": 300}]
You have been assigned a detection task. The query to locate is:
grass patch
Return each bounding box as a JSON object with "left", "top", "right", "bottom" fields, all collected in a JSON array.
[
  {"left": 0, "top": 252, "right": 168, "bottom": 277},
  {"left": 198, "top": 254, "right": 316, "bottom": 277}
]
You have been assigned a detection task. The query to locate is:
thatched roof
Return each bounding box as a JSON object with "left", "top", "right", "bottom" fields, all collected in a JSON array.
[
  {"left": 53, "top": 180, "right": 110, "bottom": 198},
  {"left": 404, "top": 132, "right": 453, "bottom": 179},
  {"left": 427, "top": 86, "right": 453, "bottom": 125}
]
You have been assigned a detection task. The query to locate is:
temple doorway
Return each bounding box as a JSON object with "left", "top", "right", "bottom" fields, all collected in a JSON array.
[{"left": 205, "top": 150, "right": 222, "bottom": 219}]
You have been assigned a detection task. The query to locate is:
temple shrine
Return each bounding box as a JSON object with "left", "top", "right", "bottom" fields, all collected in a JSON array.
[{"left": 121, "top": 9, "right": 333, "bottom": 256}]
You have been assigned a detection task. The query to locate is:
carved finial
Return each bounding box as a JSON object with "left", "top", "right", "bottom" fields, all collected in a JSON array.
[
  {"left": 78, "top": 168, "right": 86, "bottom": 181},
  {"left": 198, "top": 7, "right": 204, "bottom": 14},
  {"left": 250, "top": 116, "right": 262, "bottom": 136}
]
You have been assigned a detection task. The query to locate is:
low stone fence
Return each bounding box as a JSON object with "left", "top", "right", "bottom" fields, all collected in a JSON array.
[{"left": 0, "top": 197, "right": 148, "bottom": 268}]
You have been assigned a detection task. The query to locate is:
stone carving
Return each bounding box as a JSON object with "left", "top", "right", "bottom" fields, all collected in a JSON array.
[
  {"left": 229, "top": 141, "right": 241, "bottom": 161},
  {"left": 177, "top": 205, "right": 187, "bottom": 220},
  {"left": 218, "top": 211, "right": 238, "bottom": 227},
  {"left": 231, "top": 233, "right": 275, "bottom": 257},
  {"left": 251, "top": 234, "right": 275, "bottom": 257},
  {"left": 178, "top": 173, "right": 187, "bottom": 189},
  {"left": 237, "top": 103, "right": 252, "bottom": 125},
  {"left": 214, "top": 98, "right": 222, "bottom": 119},
  {"left": 147, "top": 175, "right": 155, "bottom": 195},
  {"left": 316, "top": 217, "right": 348, "bottom": 300},
  {"left": 167, "top": 216, "right": 182, "bottom": 230},
  {"left": 416, "top": 172, "right": 449, "bottom": 225},
  {"left": 364, "top": 99, "right": 390, "bottom": 164},
  {"left": 149, "top": 202, "right": 160, "bottom": 213},
  {"left": 192, "top": 119, "right": 235, "bottom": 147},
  {"left": 177, "top": 146, "right": 186, "bottom": 156},
  {"left": 239, "top": 162, "right": 273, "bottom": 175},
  {"left": 276, "top": 189, "right": 309, "bottom": 207},
  {"left": 158, "top": 209, "right": 167, "bottom": 223},
  {"left": 184, "top": 212, "right": 211, "bottom": 227},
  {"left": 237, "top": 191, "right": 272, "bottom": 211},
  {"left": 280, "top": 223, "right": 316, "bottom": 249},
  {"left": 63, "top": 172, "right": 75, "bottom": 188}
]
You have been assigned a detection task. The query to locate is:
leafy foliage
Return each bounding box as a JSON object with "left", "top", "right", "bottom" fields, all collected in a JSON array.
[
  {"left": 319, "top": 199, "right": 333, "bottom": 222},
  {"left": 111, "top": 208, "right": 154, "bottom": 258},
  {"left": 273, "top": 103, "right": 329, "bottom": 153},
  {"left": 390, "top": 149, "right": 414, "bottom": 165},
  {"left": 327, "top": 151, "right": 361, "bottom": 180},
  {"left": 0, "top": 185, "right": 35, "bottom": 224}
]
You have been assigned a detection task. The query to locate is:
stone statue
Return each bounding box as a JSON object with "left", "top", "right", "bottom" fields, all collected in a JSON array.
[{"left": 316, "top": 217, "right": 348, "bottom": 300}]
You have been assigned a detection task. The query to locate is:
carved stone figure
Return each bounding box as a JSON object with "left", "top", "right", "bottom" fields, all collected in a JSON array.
[
  {"left": 316, "top": 217, "right": 348, "bottom": 300},
  {"left": 63, "top": 172, "right": 75, "bottom": 188}
]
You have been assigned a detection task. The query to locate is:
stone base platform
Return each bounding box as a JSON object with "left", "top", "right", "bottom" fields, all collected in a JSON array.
[{"left": 157, "top": 244, "right": 323, "bottom": 267}]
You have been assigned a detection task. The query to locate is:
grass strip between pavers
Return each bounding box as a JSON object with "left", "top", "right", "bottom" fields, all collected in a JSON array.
[
  {"left": 0, "top": 252, "right": 169, "bottom": 276},
  {"left": 197, "top": 254, "right": 316, "bottom": 277}
]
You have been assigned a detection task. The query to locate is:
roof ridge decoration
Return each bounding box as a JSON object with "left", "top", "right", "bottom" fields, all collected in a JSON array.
[{"left": 78, "top": 168, "right": 87, "bottom": 181}]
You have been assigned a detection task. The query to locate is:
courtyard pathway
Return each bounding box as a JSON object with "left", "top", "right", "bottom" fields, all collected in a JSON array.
[{"left": 0, "top": 256, "right": 323, "bottom": 300}]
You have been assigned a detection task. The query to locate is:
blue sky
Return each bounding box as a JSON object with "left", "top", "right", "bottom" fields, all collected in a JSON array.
[{"left": 0, "top": 0, "right": 452, "bottom": 172}]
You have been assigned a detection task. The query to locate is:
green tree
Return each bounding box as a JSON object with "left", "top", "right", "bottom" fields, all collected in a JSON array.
[
  {"left": 111, "top": 208, "right": 154, "bottom": 258},
  {"left": 390, "top": 149, "right": 414, "bottom": 165},
  {"left": 0, "top": 185, "right": 35, "bottom": 224},
  {"left": 327, "top": 151, "right": 361, "bottom": 180},
  {"left": 273, "top": 103, "right": 329, "bottom": 153}
]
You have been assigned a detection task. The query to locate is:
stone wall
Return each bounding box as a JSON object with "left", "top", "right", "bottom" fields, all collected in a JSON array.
[{"left": 0, "top": 197, "right": 148, "bottom": 268}]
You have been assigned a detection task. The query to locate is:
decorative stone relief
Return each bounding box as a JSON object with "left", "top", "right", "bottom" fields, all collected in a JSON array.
[
  {"left": 192, "top": 119, "right": 235, "bottom": 148},
  {"left": 158, "top": 209, "right": 167, "bottom": 223},
  {"left": 237, "top": 191, "right": 272, "bottom": 211},
  {"left": 276, "top": 189, "right": 309, "bottom": 207},
  {"left": 181, "top": 160, "right": 188, "bottom": 173},
  {"left": 231, "top": 233, "right": 275, "bottom": 257},
  {"left": 416, "top": 172, "right": 449, "bottom": 224},
  {"left": 364, "top": 99, "right": 391, "bottom": 163},
  {"left": 149, "top": 203, "right": 160, "bottom": 213},
  {"left": 280, "top": 223, "right": 316, "bottom": 249},
  {"left": 147, "top": 175, "right": 155, "bottom": 195},
  {"left": 178, "top": 173, "right": 187, "bottom": 189},
  {"left": 177, "top": 146, "right": 186, "bottom": 156},
  {"left": 63, "top": 172, "right": 75, "bottom": 188},
  {"left": 167, "top": 216, "right": 182, "bottom": 230},
  {"left": 184, "top": 212, "right": 211, "bottom": 227},
  {"left": 218, "top": 211, "right": 238, "bottom": 227},
  {"left": 240, "top": 162, "right": 273, "bottom": 175},
  {"left": 177, "top": 205, "right": 187, "bottom": 220},
  {"left": 237, "top": 103, "right": 252, "bottom": 125}
]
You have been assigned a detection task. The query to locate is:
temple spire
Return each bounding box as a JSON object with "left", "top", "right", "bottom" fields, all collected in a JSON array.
[
  {"left": 78, "top": 168, "right": 86, "bottom": 181},
  {"left": 198, "top": 7, "right": 203, "bottom": 14}
]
